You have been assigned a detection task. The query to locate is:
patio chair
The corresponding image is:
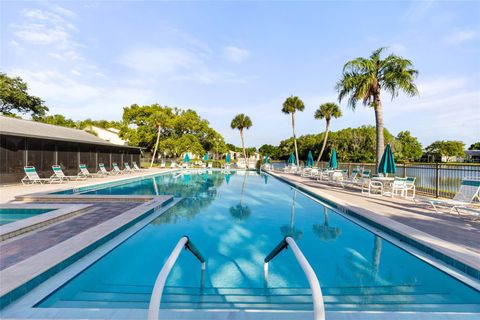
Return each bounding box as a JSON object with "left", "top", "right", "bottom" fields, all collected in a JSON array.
[
  {"left": 391, "top": 177, "right": 416, "bottom": 199},
  {"left": 98, "top": 163, "right": 114, "bottom": 176},
  {"left": 340, "top": 169, "right": 359, "bottom": 187},
  {"left": 207, "top": 162, "right": 213, "bottom": 169},
  {"left": 170, "top": 161, "right": 177, "bottom": 168},
  {"left": 112, "top": 163, "right": 127, "bottom": 174},
  {"left": 132, "top": 162, "right": 146, "bottom": 171},
  {"left": 416, "top": 178, "right": 480, "bottom": 214},
  {"left": 52, "top": 165, "right": 87, "bottom": 181},
  {"left": 21, "top": 166, "right": 62, "bottom": 185},
  {"left": 160, "top": 161, "right": 166, "bottom": 168},
  {"left": 79, "top": 164, "right": 104, "bottom": 178},
  {"left": 354, "top": 170, "right": 371, "bottom": 193}
]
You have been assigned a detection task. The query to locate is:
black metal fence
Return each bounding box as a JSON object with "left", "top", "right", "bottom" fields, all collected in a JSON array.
[{"left": 272, "top": 161, "right": 480, "bottom": 198}]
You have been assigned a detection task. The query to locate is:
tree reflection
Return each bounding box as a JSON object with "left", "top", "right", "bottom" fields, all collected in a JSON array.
[
  {"left": 280, "top": 189, "right": 303, "bottom": 240},
  {"left": 312, "top": 207, "right": 341, "bottom": 241},
  {"left": 229, "top": 172, "right": 252, "bottom": 221}
]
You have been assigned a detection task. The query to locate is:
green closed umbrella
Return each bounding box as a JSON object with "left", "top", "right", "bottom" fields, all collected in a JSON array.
[
  {"left": 183, "top": 153, "right": 190, "bottom": 163},
  {"left": 263, "top": 153, "right": 269, "bottom": 164},
  {"left": 203, "top": 153, "right": 209, "bottom": 161},
  {"left": 288, "top": 152, "right": 296, "bottom": 165},
  {"left": 328, "top": 149, "right": 337, "bottom": 169},
  {"left": 306, "top": 150, "right": 314, "bottom": 167},
  {"left": 226, "top": 153, "right": 231, "bottom": 164},
  {"left": 378, "top": 144, "right": 396, "bottom": 175}
]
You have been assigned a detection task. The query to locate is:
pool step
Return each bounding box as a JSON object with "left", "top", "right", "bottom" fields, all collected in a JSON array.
[{"left": 55, "top": 283, "right": 480, "bottom": 312}]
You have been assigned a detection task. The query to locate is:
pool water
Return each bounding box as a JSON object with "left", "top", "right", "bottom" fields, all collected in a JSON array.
[
  {"left": 37, "top": 171, "right": 480, "bottom": 312},
  {"left": 0, "top": 208, "right": 52, "bottom": 225}
]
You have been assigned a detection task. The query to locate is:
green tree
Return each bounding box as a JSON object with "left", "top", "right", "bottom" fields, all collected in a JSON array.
[
  {"left": 0, "top": 73, "right": 48, "bottom": 118},
  {"left": 37, "top": 114, "right": 77, "bottom": 128},
  {"left": 259, "top": 144, "right": 279, "bottom": 159},
  {"left": 314, "top": 102, "right": 342, "bottom": 165},
  {"left": 282, "top": 95, "right": 305, "bottom": 166},
  {"left": 469, "top": 142, "right": 480, "bottom": 150},
  {"left": 426, "top": 140, "right": 465, "bottom": 162},
  {"left": 230, "top": 114, "right": 253, "bottom": 166},
  {"left": 336, "top": 47, "right": 419, "bottom": 169},
  {"left": 150, "top": 110, "right": 171, "bottom": 168},
  {"left": 395, "top": 131, "right": 422, "bottom": 162}
]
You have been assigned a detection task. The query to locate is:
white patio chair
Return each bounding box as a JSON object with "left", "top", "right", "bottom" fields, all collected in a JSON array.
[
  {"left": 52, "top": 165, "right": 87, "bottom": 181},
  {"left": 79, "top": 164, "right": 104, "bottom": 178},
  {"left": 21, "top": 166, "right": 62, "bottom": 185},
  {"left": 98, "top": 163, "right": 114, "bottom": 175}
]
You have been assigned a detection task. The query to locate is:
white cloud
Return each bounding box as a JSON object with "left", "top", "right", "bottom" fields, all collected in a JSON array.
[
  {"left": 223, "top": 46, "right": 250, "bottom": 63},
  {"left": 445, "top": 30, "right": 476, "bottom": 45}
]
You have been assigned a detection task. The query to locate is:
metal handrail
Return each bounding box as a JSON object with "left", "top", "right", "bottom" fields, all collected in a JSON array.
[
  {"left": 148, "top": 236, "right": 206, "bottom": 320},
  {"left": 264, "top": 236, "right": 325, "bottom": 320}
]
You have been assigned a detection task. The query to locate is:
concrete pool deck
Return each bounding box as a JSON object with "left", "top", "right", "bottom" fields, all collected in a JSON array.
[{"left": 267, "top": 170, "right": 480, "bottom": 273}]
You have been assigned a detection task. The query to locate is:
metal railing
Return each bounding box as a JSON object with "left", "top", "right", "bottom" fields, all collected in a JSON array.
[
  {"left": 272, "top": 161, "right": 480, "bottom": 198},
  {"left": 148, "top": 236, "right": 206, "bottom": 320},
  {"left": 264, "top": 237, "right": 325, "bottom": 320}
]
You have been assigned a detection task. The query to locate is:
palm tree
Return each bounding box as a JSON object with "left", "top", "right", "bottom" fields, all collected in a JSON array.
[
  {"left": 282, "top": 96, "right": 305, "bottom": 166},
  {"left": 314, "top": 102, "right": 342, "bottom": 166},
  {"left": 336, "top": 47, "right": 419, "bottom": 169},
  {"left": 230, "top": 114, "right": 253, "bottom": 167},
  {"left": 230, "top": 173, "right": 251, "bottom": 221},
  {"left": 150, "top": 111, "right": 169, "bottom": 168}
]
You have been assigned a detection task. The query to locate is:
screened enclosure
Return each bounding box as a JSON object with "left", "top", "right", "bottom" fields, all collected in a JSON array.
[{"left": 0, "top": 134, "right": 141, "bottom": 184}]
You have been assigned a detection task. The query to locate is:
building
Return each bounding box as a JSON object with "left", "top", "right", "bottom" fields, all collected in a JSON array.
[
  {"left": 86, "top": 126, "right": 127, "bottom": 145},
  {"left": 465, "top": 150, "right": 480, "bottom": 163},
  {"left": 0, "top": 116, "right": 141, "bottom": 184}
]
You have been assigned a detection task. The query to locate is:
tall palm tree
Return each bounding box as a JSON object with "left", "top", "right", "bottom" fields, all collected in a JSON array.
[
  {"left": 282, "top": 96, "right": 305, "bottom": 166},
  {"left": 230, "top": 114, "right": 253, "bottom": 167},
  {"left": 336, "top": 47, "right": 419, "bottom": 169},
  {"left": 150, "top": 111, "right": 169, "bottom": 168},
  {"left": 314, "top": 102, "right": 342, "bottom": 166}
]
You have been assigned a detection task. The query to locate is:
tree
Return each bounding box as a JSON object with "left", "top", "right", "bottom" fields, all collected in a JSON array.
[
  {"left": 259, "top": 144, "right": 279, "bottom": 159},
  {"left": 230, "top": 114, "right": 252, "bottom": 167},
  {"left": 314, "top": 102, "right": 342, "bottom": 165},
  {"left": 150, "top": 110, "right": 170, "bottom": 168},
  {"left": 282, "top": 95, "right": 305, "bottom": 166},
  {"left": 469, "top": 142, "right": 480, "bottom": 150},
  {"left": 0, "top": 73, "right": 49, "bottom": 118},
  {"left": 336, "top": 47, "right": 419, "bottom": 169},
  {"left": 426, "top": 140, "right": 465, "bottom": 162},
  {"left": 395, "top": 131, "right": 422, "bottom": 161},
  {"left": 37, "top": 114, "right": 77, "bottom": 128}
]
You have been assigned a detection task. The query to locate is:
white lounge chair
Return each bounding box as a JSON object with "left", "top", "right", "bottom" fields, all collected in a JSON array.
[
  {"left": 98, "top": 163, "right": 114, "bottom": 175},
  {"left": 52, "top": 165, "right": 87, "bottom": 181},
  {"left": 79, "top": 164, "right": 104, "bottom": 178},
  {"left": 124, "top": 163, "right": 135, "bottom": 173},
  {"left": 207, "top": 162, "right": 213, "bottom": 169},
  {"left": 416, "top": 178, "right": 480, "bottom": 214},
  {"left": 112, "top": 163, "right": 127, "bottom": 174},
  {"left": 391, "top": 176, "right": 416, "bottom": 199},
  {"left": 170, "top": 161, "right": 177, "bottom": 168},
  {"left": 132, "top": 162, "right": 145, "bottom": 171},
  {"left": 340, "top": 169, "right": 359, "bottom": 187},
  {"left": 21, "top": 166, "right": 62, "bottom": 185},
  {"left": 160, "top": 161, "right": 166, "bottom": 168}
]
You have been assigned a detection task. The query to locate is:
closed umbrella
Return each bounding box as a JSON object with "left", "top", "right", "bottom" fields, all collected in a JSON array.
[
  {"left": 288, "top": 152, "right": 296, "bottom": 165},
  {"left": 378, "top": 144, "right": 396, "bottom": 175},
  {"left": 328, "top": 148, "right": 337, "bottom": 169},
  {"left": 306, "top": 150, "right": 314, "bottom": 167},
  {"left": 203, "top": 153, "right": 209, "bottom": 161},
  {"left": 226, "top": 153, "right": 231, "bottom": 164},
  {"left": 263, "top": 153, "right": 269, "bottom": 164},
  {"left": 183, "top": 153, "right": 190, "bottom": 163}
]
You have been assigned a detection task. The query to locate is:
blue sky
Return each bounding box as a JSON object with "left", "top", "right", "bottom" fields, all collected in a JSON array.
[{"left": 1, "top": 1, "right": 479, "bottom": 148}]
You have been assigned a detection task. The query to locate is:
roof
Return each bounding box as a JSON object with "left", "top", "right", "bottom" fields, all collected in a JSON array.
[
  {"left": 0, "top": 116, "right": 140, "bottom": 149},
  {"left": 465, "top": 150, "right": 480, "bottom": 156}
]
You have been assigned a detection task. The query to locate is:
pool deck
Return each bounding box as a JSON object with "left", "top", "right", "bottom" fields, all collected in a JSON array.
[{"left": 267, "top": 170, "right": 480, "bottom": 274}]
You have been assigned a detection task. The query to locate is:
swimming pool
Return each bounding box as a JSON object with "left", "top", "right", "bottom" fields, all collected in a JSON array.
[
  {"left": 0, "top": 208, "right": 53, "bottom": 226},
  {"left": 28, "top": 170, "right": 479, "bottom": 314}
]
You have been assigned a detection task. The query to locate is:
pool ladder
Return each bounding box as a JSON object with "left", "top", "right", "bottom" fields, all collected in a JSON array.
[{"left": 148, "top": 236, "right": 325, "bottom": 320}]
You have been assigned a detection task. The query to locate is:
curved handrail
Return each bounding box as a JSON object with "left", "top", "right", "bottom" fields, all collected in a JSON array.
[
  {"left": 148, "top": 236, "right": 205, "bottom": 320},
  {"left": 264, "top": 236, "right": 325, "bottom": 320}
]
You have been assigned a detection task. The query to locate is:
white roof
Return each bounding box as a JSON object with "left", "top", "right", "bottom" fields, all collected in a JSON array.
[{"left": 0, "top": 116, "right": 138, "bottom": 149}]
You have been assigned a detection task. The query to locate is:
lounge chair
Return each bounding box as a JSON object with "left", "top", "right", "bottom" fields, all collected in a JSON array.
[
  {"left": 207, "top": 162, "right": 213, "bottom": 169},
  {"left": 132, "top": 162, "right": 145, "bottom": 171},
  {"left": 52, "top": 165, "right": 87, "bottom": 181},
  {"left": 79, "top": 164, "right": 104, "bottom": 178},
  {"left": 21, "top": 166, "right": 62, "bottom": 185},
  {"left": 124, "top": 163, "right": 135, "bottom": 173},
  {"left": 340, "top": 169, "right": 359, "bottom": 187},
  {"left": 160, "top": 161, "right": 166, "bottom": 168},
  {"left": 98, "top": 163, "right": 114, "bottom": 175},
  {"left": 416, "top": 178, "right": 480, "bottom": 214},
  {"left": 354, "top": 170, "right": 371, "bottom": 193},
  {"left": 112, "top": 163, "right": 127, "bottom": 174}
]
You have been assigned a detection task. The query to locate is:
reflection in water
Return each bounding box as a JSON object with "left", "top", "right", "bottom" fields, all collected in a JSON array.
[
  {"left": 230, "top": 173, "right": 251, "bottom": 221},
  {"left": 263, "top": 174, "right": 269, "bottom": 184},
  {"left": 152, "top": 177, "right": 159, "bottom": 196},
  {"left": 225, "top": 173, "right": 231, "bottom": 184},
  {"left": 312, "top": 207, "right": 341, "bottom": 241},
  {"left": 372, "top": 235, "right": 382, "bottom": 276},
  {"left": 280, "top": 189, "right": 303, "bottom": 240}
]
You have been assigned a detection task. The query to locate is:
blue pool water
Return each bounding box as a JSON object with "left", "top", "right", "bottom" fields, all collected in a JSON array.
[
  {"left": 0, "top": 208, "right": 52, "bottom": 225},
  {"left": 38, "top": 171, "right": 480, "bottom": 312}
]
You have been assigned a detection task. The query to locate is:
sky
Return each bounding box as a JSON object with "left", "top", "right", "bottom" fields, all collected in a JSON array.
[{"left": 1, "top": 0, "right": 479, "bottom": 148}]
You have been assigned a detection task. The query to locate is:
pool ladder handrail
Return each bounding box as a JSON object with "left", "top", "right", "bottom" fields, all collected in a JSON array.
[
  {"left": 264, "top": 236, "right": 325, "bottom": 320},
  {"left": 148, "top": 236, "right": 206, "bottom": 320}
]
